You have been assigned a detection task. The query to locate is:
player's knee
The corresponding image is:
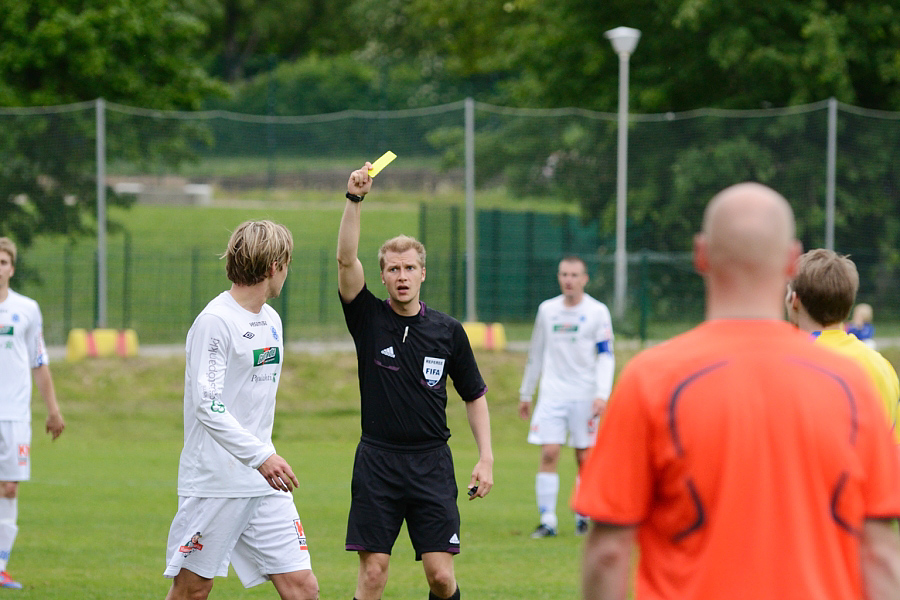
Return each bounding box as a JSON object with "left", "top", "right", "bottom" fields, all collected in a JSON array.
[
  {"left": 0, "top": 482, "right": 18, "bottom": 499},
  {"left": 359, "top": 559, "right": 389, "bottom": 588},
  {"left": 276, "top": 570, "right": 319, "bottom": 600},
  {"left": 299, "top": 573, "right": 319, "bottom": 600},
  {"left": 539, "top": 452, "right": 559, "bottom": 469},
  {"left": 170, "top": 580, "right": 212, "bottom": 600},
  {"left": 425, "top": 567, "right": 455, "bottom": 596},
  {"left": 169, "top": 570, "right": 213, "bottom": 600}
]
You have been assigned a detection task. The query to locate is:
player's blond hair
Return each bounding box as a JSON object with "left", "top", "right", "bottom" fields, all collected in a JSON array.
[
  {"left": 0, "top": 237, "right": 17, "bottom": 266},
  {"left": 223, "top": 220, "right": 293, "bottom": 286},
  {"left": 790, "top": 248, "right": 859, "bottom": 326},
  {"left": 378, "top": 235, "right": 426, "bottom": 271}
]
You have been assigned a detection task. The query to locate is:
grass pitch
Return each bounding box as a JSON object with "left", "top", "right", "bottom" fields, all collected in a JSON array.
[
  {"left": 17, "top": 348, "right": 595, "bottom": 599},
  {"left": 20, "top": 343, "right": 900, "bottom": 598}
]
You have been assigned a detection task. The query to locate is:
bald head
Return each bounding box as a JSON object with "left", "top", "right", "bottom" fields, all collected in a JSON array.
[
  {"left": 695, "top": 183, "right": 801, "bottom": 319},
  {"left": 701, "top": 183, "right": 796, "bottom": 275}
]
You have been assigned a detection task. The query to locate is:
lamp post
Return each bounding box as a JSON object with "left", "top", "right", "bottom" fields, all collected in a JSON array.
[{"left": 604, "top": 26, "right": 640, "bottom": 320}]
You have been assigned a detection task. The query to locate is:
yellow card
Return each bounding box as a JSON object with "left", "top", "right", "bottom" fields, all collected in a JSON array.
[{"left": 368, "top": 151, "right": 397, "bottom": 177}]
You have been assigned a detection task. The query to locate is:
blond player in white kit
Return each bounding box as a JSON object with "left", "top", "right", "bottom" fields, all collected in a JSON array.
[
  {"left": 519, "top": 256, "right": 614, "bottom": 538},
  {"left": 163, "top": 221, "right": 318, "bottom": 600},
  {"left": 0, "top": 237, "right": 65, "bottom": 590}
]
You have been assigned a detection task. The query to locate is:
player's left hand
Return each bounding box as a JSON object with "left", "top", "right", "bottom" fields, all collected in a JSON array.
[
  {"left": 46, "top": 412, "right": 65, "bottom": 440},
  {"left": 467, "top": 458, "right": 493, "bottom": 501},
  {"left": 518, "top": 401, "right": 531, "bottom": 420},
  {"left": 258, "top": 453, "right": 300, "bottom": 492},
  {"left": 592, "top": 397, "right": 607, "bottom": 418}
]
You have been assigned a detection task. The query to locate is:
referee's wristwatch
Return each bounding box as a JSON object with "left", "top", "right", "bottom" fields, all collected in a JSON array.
[{"left": 346, "top": 191, "right": 364, "bottom": 203}]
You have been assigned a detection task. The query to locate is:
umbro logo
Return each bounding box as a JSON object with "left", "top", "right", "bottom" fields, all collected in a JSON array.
[
  {"left": 449, "top": 534, "right": 460, "bottom": 544},
  {"left": 381, "top": 346, "right": 395, "bottom": 358},
  {"left": 243, "top": 332, "right": 255, "bottom": 339}
]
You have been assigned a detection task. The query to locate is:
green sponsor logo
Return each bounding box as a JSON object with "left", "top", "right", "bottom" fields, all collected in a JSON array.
[
  {"left": 0, "top": 326, "right": 13, "bottom": 336},
  {"left": 253, "top": 347, "right": 280, "bottom": 366},
  {"left": 553, "top": 324, "right": 579, "bottom": 333}
]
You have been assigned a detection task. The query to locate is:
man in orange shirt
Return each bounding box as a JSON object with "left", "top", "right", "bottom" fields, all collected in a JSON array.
[{"left": 574, "top": 183, "right": 900, "bottom": 600}]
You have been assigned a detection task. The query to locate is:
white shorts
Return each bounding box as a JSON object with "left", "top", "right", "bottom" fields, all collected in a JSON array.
[
  {"left": 527, "top": 399, "right": 598, "bottom": 449},
  {"left": 0, "top": 421, "right": 31, "bottom": 481},
  {"left": 164, "top": 494, "right": 312, "bottom": 588}
]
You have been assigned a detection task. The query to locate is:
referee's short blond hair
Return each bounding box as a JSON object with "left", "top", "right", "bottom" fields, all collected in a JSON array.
[
  {"left": 378, "top": 235, "right": 426, "bottom": 272},
  {"left": 223, "top": 220, "right": 293, "bottom": 286}
]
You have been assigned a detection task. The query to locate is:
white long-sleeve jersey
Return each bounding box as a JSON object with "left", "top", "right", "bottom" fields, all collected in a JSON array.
[
  {"left": 0, "top": 290, "right": 49, "bottom": 422},
  {"left": 177, "top": 291, "right": 284, "bottom": 498},
  {"left": 519, "top": 294, "right": 614, "bottom": 404}
]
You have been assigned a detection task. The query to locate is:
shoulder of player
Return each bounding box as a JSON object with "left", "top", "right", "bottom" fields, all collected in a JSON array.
[
  {"left": 5, "top": 289, "right": 40, "bottom": 311},
  {"left": 419, "top": 306, "right": 462, "bottom": 332},
  {"left": 540, "top": 295, "right": 565, "bottom": 309}
]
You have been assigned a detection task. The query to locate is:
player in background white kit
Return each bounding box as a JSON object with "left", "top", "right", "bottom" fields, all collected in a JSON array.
[
  {"left": 518, "top": 256, "right": 614, "bottom": 538},
  {"left": 163, "top": 221, "right": 318, "bottom": 600},
  {"left": 0, "top": 237, "right": 65, "bottom": 590}
]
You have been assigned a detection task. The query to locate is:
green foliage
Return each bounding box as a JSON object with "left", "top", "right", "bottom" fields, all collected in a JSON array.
[
  {"left": 0, "top": 0, "right": 226, "bottom": 253},
  {"left": 196, "top": 0, "right": 358, "bottom": 81},
  {"left": 0, "top": 0, "right": 224, "bottom": 108},
  {"left": 209, "top": 54, "right": 377, "bottom": 115},
  {"left": 343, "top": 0, "right": 900, "bottom": 112}
]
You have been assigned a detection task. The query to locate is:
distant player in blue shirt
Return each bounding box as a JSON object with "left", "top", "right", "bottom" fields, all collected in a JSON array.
[{"left": 846, "top": 302, "right": 876, "bottom": 348}]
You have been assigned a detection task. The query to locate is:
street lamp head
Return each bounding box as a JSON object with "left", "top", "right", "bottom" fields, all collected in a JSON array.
[{"left": 604, "top": 26, "right": 641, "bottom": 56}]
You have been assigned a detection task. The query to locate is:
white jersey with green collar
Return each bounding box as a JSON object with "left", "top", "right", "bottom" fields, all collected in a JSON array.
[
  {"left": 0, "top": 289, "right": 48, "bottom": 422},
  {"left": 177, "top": 291, "right": 284, "bottom": 498},
  {"left": 519, "top": 294, "right": 615, "bottom": 404}
]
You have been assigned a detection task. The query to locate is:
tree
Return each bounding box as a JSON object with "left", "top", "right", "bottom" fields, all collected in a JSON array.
[
  {"left": 0, "top": 0, "right": 225, "bottom": 248},
  {"left": 197, "top": 0, "right": 359, "bottom": 81},
  {"left": 346, "top": 0, "right": 900, "bottom": 112}
]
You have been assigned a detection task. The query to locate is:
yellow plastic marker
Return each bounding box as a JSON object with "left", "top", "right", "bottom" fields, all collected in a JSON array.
[{"left": 368, "top": 151, "right": 397, "bottom": 177}]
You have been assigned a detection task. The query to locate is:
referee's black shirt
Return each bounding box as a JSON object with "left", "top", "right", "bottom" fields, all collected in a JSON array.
[{"left": 342, "top": 285, "right": 488, "bottom": 449}]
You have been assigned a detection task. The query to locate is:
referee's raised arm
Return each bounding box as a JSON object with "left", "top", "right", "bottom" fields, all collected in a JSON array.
[{"left": 337, "top": 162, "right": 372, "bottom": 303}]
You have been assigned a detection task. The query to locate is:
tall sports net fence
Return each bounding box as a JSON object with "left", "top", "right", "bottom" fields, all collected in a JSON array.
[{"left": 2, "top": 99, "right": 899, "bottom": 345}]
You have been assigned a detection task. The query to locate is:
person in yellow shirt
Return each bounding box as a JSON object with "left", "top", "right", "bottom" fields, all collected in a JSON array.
[{"left": 786, "top": 248, "right": 900, "bottom": 438}]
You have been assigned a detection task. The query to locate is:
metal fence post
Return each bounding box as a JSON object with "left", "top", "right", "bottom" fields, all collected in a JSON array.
[
  {"left": 63, "top": 243, "right": 72, "bottom": 335},
  {"left": 464, "top": 97, "right": 477, "bottom": 322},
  {"left": 96, "top": 97, "right": 108, "bottom": 327},
  {"left": 825, "top": 97, "right": 837, "bottom": 250},
  {"left": 123, "top": 230, "right": 132, "bottom": 328}
]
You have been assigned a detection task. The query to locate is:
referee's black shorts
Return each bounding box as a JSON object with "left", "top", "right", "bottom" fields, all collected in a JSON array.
[{"left": 345, "top": 440, "right": 460, "bottom": 560}]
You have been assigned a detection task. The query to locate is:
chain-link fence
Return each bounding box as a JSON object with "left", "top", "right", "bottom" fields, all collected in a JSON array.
[{"left": 2, "top": 99, "right": 899, "bottom": 345}]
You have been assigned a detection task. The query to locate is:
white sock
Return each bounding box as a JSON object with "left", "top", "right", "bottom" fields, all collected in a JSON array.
[
  {"left": 536, "top": 473, "right": 559, "bottom": 530},
  {"left": 0, "top": 498, "right": 18, "bottom": 572}
]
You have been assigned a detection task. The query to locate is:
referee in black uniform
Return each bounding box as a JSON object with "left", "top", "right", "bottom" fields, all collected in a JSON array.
[{"left": 337, "top": 162, "right": 494, "bottom": 600}]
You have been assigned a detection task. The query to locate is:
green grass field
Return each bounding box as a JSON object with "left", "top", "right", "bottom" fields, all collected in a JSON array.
[
  {"left": 15, "top": 335, "right": 900, "bottom": 598},
  {"left": 16, "top": 348, "right": 598, "bottom": 599}
]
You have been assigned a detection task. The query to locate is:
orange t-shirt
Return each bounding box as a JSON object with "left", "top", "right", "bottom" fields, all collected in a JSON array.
[{"left": 574, "top": 319, "right": 900, "bottom": 600}]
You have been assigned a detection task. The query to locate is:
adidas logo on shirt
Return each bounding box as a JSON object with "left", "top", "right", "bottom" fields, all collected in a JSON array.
[
  {"left": 381, "top": 346, "right": 396, "bottom": 358},
  {"left": 449, "top": 534, "right": 460, "bottom": 544}
]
